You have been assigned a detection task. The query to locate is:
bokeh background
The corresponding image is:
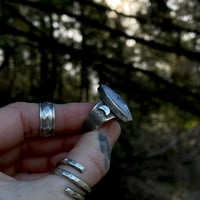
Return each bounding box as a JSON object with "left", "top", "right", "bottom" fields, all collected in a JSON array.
[{"left": 1, "top": 0, "right": 200, "bottom": 199}]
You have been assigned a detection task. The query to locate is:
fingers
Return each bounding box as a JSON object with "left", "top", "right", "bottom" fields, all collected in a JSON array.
[
  {"left": 15, "top": 120, "right": 120, "bottom": 181},
  {"left": 49, "top": 120, "right": 121, "bottom": 197},
  {"left": 1, "top": 121, "right": 121, "bottom": 200},
  {"left": 20, "top": 135, "right": 81, "bottom": 156},
  {"left": 0, "top": 135, "right": 81, "bottom": 175},
  {"left": 51, "top": 103, "right": 93, "bottom": 135},
  {"left": 1, "top": 151, "right": 70, "bottom": 177},
  {"left": 0, "top": 172, "right": 16, "bottom": 182},
  {"left": 0, "top": 102, "right": 93, "bottom": 152},
  {"left": 20, "top": 102, "right": 93, "bottom": 136},
  {"left": 64, "top": 120, "right": 121, "bottom": 186}
]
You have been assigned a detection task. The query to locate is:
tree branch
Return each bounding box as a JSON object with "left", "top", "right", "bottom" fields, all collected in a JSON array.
[{"left": 5, "top": 0, "right": 200, "bottom": 61}]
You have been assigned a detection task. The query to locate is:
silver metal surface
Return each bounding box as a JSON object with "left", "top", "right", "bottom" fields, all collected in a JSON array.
[
  {"left": 85, "top": 100, "right": 116, "bottom": 130},
  {"left": 65, "top": 187, "right": 85, "bottom": 200},
  {"left": 55, "top": 168, "right": 91, "bottom": 193},
  {"left": 60, "top": 158, "right": 85, "bottom": 173},
  {"left": 39, "top": 102, "right": 55, "bottom": 137},
  {"left": 86, "top": 84, "right": 133, "bottom": 130},
  {"left": 98, "top": 84, "right": 133, "bottom": 122}
]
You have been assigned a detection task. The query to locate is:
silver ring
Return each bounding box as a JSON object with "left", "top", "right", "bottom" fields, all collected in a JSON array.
[
  {"left": 60, "top": 158, "right": 85, "bottom": 173},
  {"left": 85, "top": 84, "right": 133, "bottom": 130},
  {"left": 55, "top": 168, "right": 91, "bottom": 193},
  {"left": 66, "top": 187, "right": 85, "bottom": 200},
  {"left": 39, "top": 102, "right": 55, "bottom": 137},
  {"left": 85, "top": 100, "right": 116, "bottom": 130}
]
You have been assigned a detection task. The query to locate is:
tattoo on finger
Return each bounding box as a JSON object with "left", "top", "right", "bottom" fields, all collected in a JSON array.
[{"left": 98, "top": 131, "right": 111, "bottom": 170}]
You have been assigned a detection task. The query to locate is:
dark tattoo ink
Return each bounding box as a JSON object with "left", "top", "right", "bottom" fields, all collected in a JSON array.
[{"left": 98, "top": 131, "right": 111, "bottom": 169}]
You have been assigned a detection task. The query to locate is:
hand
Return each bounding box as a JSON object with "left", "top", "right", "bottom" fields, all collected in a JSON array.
[{"left": 0, "top": 102, "right": 121, "bottom": 200}]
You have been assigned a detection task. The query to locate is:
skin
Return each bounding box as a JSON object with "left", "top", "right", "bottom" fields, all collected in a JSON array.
[{"left": 0, "top": 102, "right": 121, "bottom": 200}]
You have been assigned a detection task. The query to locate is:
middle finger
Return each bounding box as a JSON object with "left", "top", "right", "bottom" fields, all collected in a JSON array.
[{"left": 21, "top": 135, "right": 81, "bottom": 157}]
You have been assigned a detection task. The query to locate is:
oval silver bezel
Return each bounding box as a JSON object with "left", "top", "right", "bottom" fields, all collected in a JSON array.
[{"left": 98, "top": 84, "right": 133, "bottom": 122}]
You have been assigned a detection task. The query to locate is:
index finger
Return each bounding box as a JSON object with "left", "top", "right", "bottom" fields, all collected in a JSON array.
[{"left": 0, "top": 102, "right": 93, "bottom": 151}]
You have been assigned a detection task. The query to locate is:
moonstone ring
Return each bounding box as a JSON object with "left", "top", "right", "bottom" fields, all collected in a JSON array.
[{"left": 85, "top": 84, "right": 133, "bottom": 130}]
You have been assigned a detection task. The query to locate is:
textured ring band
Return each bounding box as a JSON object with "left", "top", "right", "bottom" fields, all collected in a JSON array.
[
  {"left": 39, "top": 102, "right": 55, "bottom": 137},
  {"left": 66, "top": 187, "right": 85, "bottom": 200},
  {"left": 60, "top": 158, "right": 85, "bottom": 173},
  {"left": 85, "top": 100, "right": 116, "bottom": 130},
  {"left": 55, "top": 168, "right": 91, "bottom": 193}
]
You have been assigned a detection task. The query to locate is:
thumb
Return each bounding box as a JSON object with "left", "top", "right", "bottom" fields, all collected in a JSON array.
[
  {"left": 7, "top": 120, "right": 121, "bottom": 200},
  {"left": 44, "top": 120, "right": 121, "bottom": 199},
  {"left": 64, "top": 120, "right": 121, "bottom": 186}
]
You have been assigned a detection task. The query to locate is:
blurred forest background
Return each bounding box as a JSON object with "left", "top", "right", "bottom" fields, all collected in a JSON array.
[{"left": 1, "top": 0, "right": 200, "bottom": 199}]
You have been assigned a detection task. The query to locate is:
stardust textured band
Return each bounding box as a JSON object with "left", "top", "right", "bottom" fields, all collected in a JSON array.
[
  {"left": 66, "top": 187, "right": 85, "bottom": 200},
  {"left": 55, "top": 168, "right": 91, "bottom": 193},
  {"left": 39, "top": 102, "right": 55, "bottom": 137},
  {"left": 60, "top": 158, "right": 85, "bottom": 173}
]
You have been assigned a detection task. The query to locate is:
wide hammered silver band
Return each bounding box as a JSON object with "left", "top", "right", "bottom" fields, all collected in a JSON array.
[
  {"left": 39, "top": 102, "right": 55, "bottom": 137},
  {"left": 55, "top": 168, "right": 91, "bottom": 193},
  {"left": 85, "top": 100, "right": 116, "bottom": 130}
]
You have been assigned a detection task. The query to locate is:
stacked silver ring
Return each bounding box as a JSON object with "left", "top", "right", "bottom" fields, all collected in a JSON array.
[{"left": 55, "top": 158, "right": 91, "bottom": 200}]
